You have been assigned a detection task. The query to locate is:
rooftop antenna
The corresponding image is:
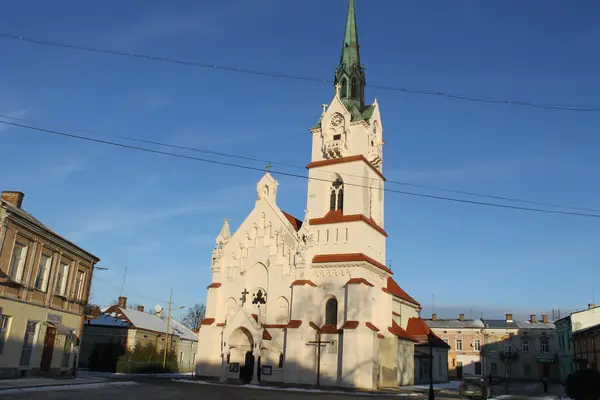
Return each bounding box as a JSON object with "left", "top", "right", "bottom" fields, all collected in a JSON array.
[{"left": 120, "top": 266, "right": 128, "bottom": 297}]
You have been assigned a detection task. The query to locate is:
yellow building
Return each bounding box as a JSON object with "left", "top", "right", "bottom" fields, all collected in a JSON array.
[{"left": 0, "top": 191, "right": 100, "bottom": 378}]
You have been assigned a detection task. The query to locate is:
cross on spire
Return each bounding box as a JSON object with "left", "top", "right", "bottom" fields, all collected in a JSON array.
[{"left": 265, "top": 162, "right": 273, "bottom": 172}]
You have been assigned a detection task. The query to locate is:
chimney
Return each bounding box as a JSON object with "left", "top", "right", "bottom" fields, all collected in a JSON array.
[
  {"left": 589, "top": 304, "right": 596, "bottom": 310},
  {"left": 1, "top": 191, "right": 25, "bottom": 208},
  {"left": 542, "top": 313, "right": 548, "bottom": 323},
  {"left": 459, "top": 314, "right": 465, "bottom": 321},
  {"left": 118, "top": 296, "right": 127, "bottom": 308},
  {"left": 506, "top": 313, "right": 513, "bottom": 322},
  {"left": 530, "top": 314, "right": 537, "bottom": 323},
  {"left": 136, "top": 305, "right": 144, "bottom": 312},
  {"left": 432, "top": 313, "right": 437, "bottom": 321}
]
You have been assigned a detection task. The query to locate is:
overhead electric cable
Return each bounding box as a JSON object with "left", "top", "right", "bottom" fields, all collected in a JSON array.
[
  {"left": 1, "top": 119, "right": 599, "bottom": 219},
  {"left": 2, "top": 113, "right": 598, "bottom": 214},
  {"left": 2, "top": 33, "right": 600, "bottom": 112}
]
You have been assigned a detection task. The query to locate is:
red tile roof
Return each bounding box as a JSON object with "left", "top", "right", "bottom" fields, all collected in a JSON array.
[
  {"left": 341, "top": 321, "right": 359, "bottom": 329},
  {"left": 306, "top": 155, "right": 386, "bottom": 181},
  {"left": 291, "top": 280, "right": 317, "bottom": 287},
  {"left": 320, "top": 324, "right": 341, "bottom": 334},
  {"left": 313, "top": 253, "right": 392, "bottom": 274},
  {"left": 365, "top": 322, "right": 380, "bottom": 332},
  {"left": 406, "top": 317, "right": 450, "bottom": 348},
  {"left": 216, "top": 323, "right": 225, "bottom": 327},
  {"left": 282, "top": 212, "right": 303, "bottom": 231},
  {"left": 287, "top": 320, "right": 302, "bottom": 328},
  {"left": 207, "top": 283, "right": 222, "bottom": 289},
  {"left": 200, "top": 318, "right": 215, "bottom": 326},
  {"left": 377, "top": 333, "right": 385, "bottom": 339},
  {"left": 263, "top": 329, "right": 272, "bottom": 340},
  {"left": 388, "top": 320, "right": 419, "bottom": 342},
  {"left": 263, "top": 324, "right": 287, "bottom": 329},
  {"left": 309, "top": 210, "right": 388, "bottom": 237},
  {"left": 251, "top": 314, "right": 258, "bottom": 322},
  {"left": 346, "top": 278, "right": 375, "bottom": 287},
  {"left": 383, "top": 277, "right": 420, "bottom": 306}
]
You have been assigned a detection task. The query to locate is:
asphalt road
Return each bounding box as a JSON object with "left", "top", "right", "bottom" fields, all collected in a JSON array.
[{"left": 0, "top": 379, "right": 443, "bottom": 400}]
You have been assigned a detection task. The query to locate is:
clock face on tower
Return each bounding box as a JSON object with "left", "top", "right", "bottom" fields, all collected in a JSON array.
[{"left": 331, "top": 113, "right": 344, "bottom": 127}]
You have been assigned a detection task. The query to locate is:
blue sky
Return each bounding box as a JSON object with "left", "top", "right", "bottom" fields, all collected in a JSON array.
[{"left": 1, "top": 0, "right": 599, "bottom": 320}]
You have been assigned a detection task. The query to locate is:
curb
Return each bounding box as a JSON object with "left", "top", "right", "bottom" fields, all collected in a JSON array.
[{"left": 0, "top": 379, "right": 108, "bottom": 392}]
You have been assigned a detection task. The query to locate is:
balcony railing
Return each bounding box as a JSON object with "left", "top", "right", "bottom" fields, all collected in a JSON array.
[{"left": 325, "top": 139, "right": 344, "bottom": 158}]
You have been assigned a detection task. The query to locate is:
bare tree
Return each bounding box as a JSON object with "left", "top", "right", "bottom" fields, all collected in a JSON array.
[{"left": 180, "top": 304, "right": 206, "bottom": 332}]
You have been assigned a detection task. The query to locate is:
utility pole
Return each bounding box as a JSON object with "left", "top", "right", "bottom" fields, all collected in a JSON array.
[{"left": 163, "top": 288, "right": 173, "bottom": 370}]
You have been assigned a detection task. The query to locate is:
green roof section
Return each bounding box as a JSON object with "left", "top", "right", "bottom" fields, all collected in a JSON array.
[
  {"left": 340, "top": 0, "right": 360, "bottom": 73},
  {"left": 313, "top": 0, "right": 375, "bottom": 130}
]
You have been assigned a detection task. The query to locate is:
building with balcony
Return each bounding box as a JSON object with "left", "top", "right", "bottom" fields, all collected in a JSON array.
[
  {"left": 554, "top": 314, "right": 575, "bottom": 382},
  {"left": 0, "top": 191, "right": 100, "bottom": 378},
  {"left": 482, "top": 313, "right": 558, "bottom": 382}
]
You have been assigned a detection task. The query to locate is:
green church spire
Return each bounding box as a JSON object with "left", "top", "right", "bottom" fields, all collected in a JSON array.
[{"left": 335, "top": 0, "right": 366, "bottom": 112}]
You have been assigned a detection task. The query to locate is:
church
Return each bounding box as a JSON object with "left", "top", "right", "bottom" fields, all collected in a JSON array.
[{"left": 197, "top": 0, "right": 448, "bottom": 389}]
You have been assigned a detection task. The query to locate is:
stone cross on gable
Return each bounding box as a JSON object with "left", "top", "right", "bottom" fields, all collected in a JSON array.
[
  {"left": 335, "top": 82, "right": 342, "bottom": 97},
  {"left": 240, "top": 288, "right": 249, "bottom": 306}
]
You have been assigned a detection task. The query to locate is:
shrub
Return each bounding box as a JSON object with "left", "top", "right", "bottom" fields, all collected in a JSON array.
[
  {"left": 116, "top": 341, "right": 178, "bottom": 374},
  {"left": 565, "top": 369, "right": 600, "bottom": 400}
]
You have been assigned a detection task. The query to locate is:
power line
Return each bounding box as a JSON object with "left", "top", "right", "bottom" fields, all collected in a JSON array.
[
  {"left": 2, "top": 113, "right": 598, "bottom": 214},
  {"left": 1, "top": 119, "right": 599, "bottom": 219},
  {"left": 2, "top": 33, "right": 600, "bottom": 112}
]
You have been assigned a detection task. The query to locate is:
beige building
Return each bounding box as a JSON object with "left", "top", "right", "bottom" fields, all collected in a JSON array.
[
  {"left": 80, "top": 296, "right": 198, "bottom": 373},
  {"left": 482, "top": 314, "right": 558, "bottom": 382},
  {"left": 0, "top": 191, "right": 100, "bottom": 378},
  {"left": 425, "top": 314, "right": 486, "bottom": 380}
]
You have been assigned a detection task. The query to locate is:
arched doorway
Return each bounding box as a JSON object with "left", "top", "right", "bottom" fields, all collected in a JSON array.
[{"left": 228, "top": 327, "right": 254, "bottom": 383}]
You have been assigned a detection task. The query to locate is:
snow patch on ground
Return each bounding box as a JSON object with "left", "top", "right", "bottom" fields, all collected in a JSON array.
[
  {"left": 176, "top": 379, "right": 421, "bottom": 396},
  {"left": 405, "top": 381, "right": 462, "bottom": 390},
  {"left": 0, "top": 381, "right": 138, "bottom": 395}
]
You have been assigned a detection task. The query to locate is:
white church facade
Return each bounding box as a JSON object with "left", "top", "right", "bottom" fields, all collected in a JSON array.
[{"left": 196, "top": 0, "right": 448, "bottom": 389}]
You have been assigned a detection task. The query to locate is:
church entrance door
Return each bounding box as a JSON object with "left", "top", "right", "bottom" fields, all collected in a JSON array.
[{"left": 240, "top": 351, "right": 254, "bottom": 383}]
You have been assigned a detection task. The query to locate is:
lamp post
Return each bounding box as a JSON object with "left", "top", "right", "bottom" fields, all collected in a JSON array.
[{"left": 428, "top": 330, "right": 435, "bottom": 400}]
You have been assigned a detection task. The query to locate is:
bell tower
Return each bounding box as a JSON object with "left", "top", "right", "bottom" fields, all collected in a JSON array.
[{"left": 305, "top": 0, "right": 388, "bottom": 268}]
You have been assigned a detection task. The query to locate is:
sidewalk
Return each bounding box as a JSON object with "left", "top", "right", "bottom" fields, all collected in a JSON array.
[{"left": 0, "top": 376, "right": 107, "bottom": 392}]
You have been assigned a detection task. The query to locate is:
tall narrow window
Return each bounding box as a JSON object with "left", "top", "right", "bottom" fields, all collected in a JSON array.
[
  {"left": 35, "top": 255, "right": 52, "bottom": 292},
  {"left": 330, "top": 189, "right": 337, "bottom": 211},
  {"left": 73, "top": 270, "right": 86, "bottom": 300},
  {"left": 340, "top": 78, "right": 348, "bottom": 97},
  {"left": 330, "top": 178, "right": 344, "bottom": 212},
  {"left": 325, "top": 298, "right": 338, "bottom": 326},
  {"left": 55, "top": 262, "right": 69, "bottom": 296},
  {"left": 541, "top": 337, "right": 550, "bottom": 353},
  {"left": 351, "top": 78, "right": 358, "bottom": 98},
  {"left": 9, "top": 242, "right": 28, "bottom": 282}
]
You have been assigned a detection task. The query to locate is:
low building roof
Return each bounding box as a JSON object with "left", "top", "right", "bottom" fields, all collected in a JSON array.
[{"left": 87, "top": 305, "right": 197, "bottom": 341}]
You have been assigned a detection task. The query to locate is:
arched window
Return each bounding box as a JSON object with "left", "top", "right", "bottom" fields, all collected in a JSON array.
[
  {"left": 325, "top": 298, "right": 338, "bottom": 326},
  {"left": 341, "top": 78, "right": 348, "bottom": 97},
  {"left": 351, "top": 78, "right": 358, "bottom": 98},
  {"left": 330, "top": 178, "right": 344, "bottom": 212},
  {"left": 330, "top": 189, "right": 337, "bottom": 211}
]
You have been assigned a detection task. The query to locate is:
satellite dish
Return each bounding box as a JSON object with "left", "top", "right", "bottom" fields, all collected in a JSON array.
[{"left": 154, "top": 304, "right": 163, "bottom": 314}]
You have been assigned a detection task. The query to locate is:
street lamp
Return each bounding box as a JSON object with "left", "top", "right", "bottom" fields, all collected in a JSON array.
[{"left": 427, "top": 330, "right": 435, "bottom": 400}]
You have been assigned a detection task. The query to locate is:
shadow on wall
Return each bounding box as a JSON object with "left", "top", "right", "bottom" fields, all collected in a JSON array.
[
  {"left": 196, "top": 283, "right": 423, "bottom": 389},
  {"left": 479, "top": 334, "right": 560, "bottom": 384},
  {"left": 0, "top": 335, "right": 80, "bottom": 379},
  {"left": 193, "top": 356, "right": 399, "bottom": 390}
]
